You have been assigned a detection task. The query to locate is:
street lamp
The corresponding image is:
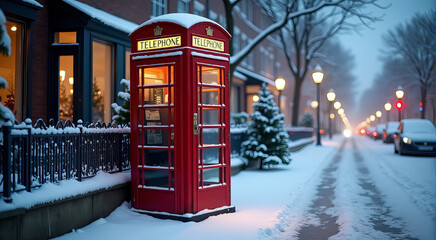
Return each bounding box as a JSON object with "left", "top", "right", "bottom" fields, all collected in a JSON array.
[
  {"left": 311, "top": 100, "right": 318, "bottom": 109},
  {"left": 275, "top": 77, "right": 286, "bottom": 113},
  {"left": 312, "top": 65, "right": 324, "bottom": 146},
  {"left": 376, "top": 111, "right": 382, "bottom": 124},
  {"left": 396, "top": 86, "right": 404, "bottom": 121},
  {"left": 384, "top": 102, "right": 392, "bottom": 122},
  {"left": 326, "top": 89, "right": 336, "bottom": 139},
  {"left": 370, "top": 115, "right": 375, "bottom": 122},
  {"left": 338, "top": 108, "right": 344, "bottom": 115},
  {"left": 334, "top": 101, "right": 341, "bottom": 110},
  {"left": 252, "top": 95, "right": 259, "bottom": 102}
]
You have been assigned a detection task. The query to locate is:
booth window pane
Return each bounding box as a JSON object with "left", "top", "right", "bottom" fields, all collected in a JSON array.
[
  {"left": 200, "top": 66, "right": 220, "bottom": 85},
  {"left": 202, "top": 168, "right": 220, "bottom": 187},
  {"left": 92, "top": 40, "right": 113, "bottom": 123},
  {"left": 0, "top": 20, "right": 23, "bottom": 121},
  {"left": 144, "top": 149, "right": 169, "bottom": 167},
  {"left": 143, "top": 66, "right": 170, "bottom": 85},
  {"left": 59, "top": 55, "right": 74, "bottom": 121},
  {"left": 143, "top": 108, "right": 169, "bottom": 126},
  {"left": 202, "top": 128, "right": 219, "bottom": 145},
  {"left": 143, "top": 128, "right": 168, "bottom": 146},
  {"left": 201, "top": 87, "right": 220, "bottom": 105},
  {"left": 55, "top": 32, "right": 77, "bottom": 43},
  {"left": 203, "top": 148, "right": 219, "bottom": 165},
  {"left": 202, "top": 109, "right": 219, "bottom": 125},
  {"left": 144, "top": 170, "right": 169, "bottom": 188}
]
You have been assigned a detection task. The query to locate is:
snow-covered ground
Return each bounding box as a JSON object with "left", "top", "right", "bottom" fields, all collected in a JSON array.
[
  {"left": 39, "top": 135, "right": 435, "bottom": 239},
  {"left": 55, "top": 137, "right": 339, "bottom": 240}
]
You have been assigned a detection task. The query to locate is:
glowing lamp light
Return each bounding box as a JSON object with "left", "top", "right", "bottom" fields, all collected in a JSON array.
[
  {"left": 59, "top": 70, "right": 66, "bottom": 81},
  {"left": 311, "top": 100, "right": 318, "bottom": 109},
  {"left": 343, "top": 129, "right": 352, "bottom": 138},
  {"left": 396, "top": 86, "right": 404, "bottom": 99},
  {"left": 326, "top": 89, "right": 336, "bottom": 102},
  {"left": 338, "top": 108, "right": 344, "bottom": 115},
  {"left": 319, "top": 129, "right": 325, "bottom": 134},
  {"left": 370, "top": 115, "right": 376, "bottom": 121},
  {"left": 376, "top": 111, "right": 382, "bottom": 118},
  {"left": 252, "top": 95, "right": 259, "bottom": 102},
  {"left": 312, "top": 65, "right": 324, "bottom": 84},
  {"left": 69, "top": 77, "right": 74, "bottom": 85},
  {"left": 384, "top": 102, "right": 392, "bottom": 111},
  {"left": 330, "top": 113, "right": 335, "bottom": 119},
  {"left": 275, "top": 77, "right": 286, "bottom": 91},
  {"left": 396, "top": 101, "right": 403, "bottom": 110},
  {"left": 11, "top": 26, "right": 17, "bottom": 32},
  {"left": 334, "top": 101, "right": 341, "bottom": 110},
  {"left": 69, "top": 89, "right": 74, "bottom": 94}
]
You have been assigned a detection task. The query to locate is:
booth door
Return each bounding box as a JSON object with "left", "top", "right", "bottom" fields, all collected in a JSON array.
[
  {"left": 196, "top": 63, "right": 230, "bottom": 211},
  {"left": 134, "top": 63, "right": 176, "bottom": 212}
]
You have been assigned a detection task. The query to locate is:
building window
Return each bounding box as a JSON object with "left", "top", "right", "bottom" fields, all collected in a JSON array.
[
  {"left": 178, "top": 0, "right": 189, "bottom": 13},
  {"left": 194, "top": 0, "right": 204, "bottom": 16},
  {"left": 58, "top": 55, "right": 74, "bottom": 121},
  {"left": 92, "top": 40, "right": 113, "bottom": 123},
  {"left": 233, "top": 28, "right": 240, "bottom": 52},
  {"left": 125, "top": 48, "right": 131, "bottom": 80},
  {"left": 151, "top": 0, "right": 167, "bottom": 17},
  {"left": 0, "top": 19, "right": 24, "bottom": 121},
  {"left": 54, "top": 32, "right": 77, "bottom": 43}
]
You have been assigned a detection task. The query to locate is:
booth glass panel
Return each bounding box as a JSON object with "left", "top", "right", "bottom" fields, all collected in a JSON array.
[
  {"left": 201, "top": 109, "right": 220, "bottom": 125},
  {"left": 202, "top": 128, "right": 220, "bottom": 145},
  {"left": 200, "top": 168, "right": 221, "bottom": 187},
  {"left": 143, "top": 128, "right": 168, "bottom": 146},
  {"left": 201, "top": 87, "right": 220, "bottom": 105},
  {"left": 144, "top": 149, "right": 169, "bottom": 167},
  {"left": 200, "top": 66, "right": 221, "bottom": 85},
  {"left": 144, "top": 170, "right": 169, "bottom": 188},
  {"left": 203, "top": 148, "right": 220, "bottom": 165}
]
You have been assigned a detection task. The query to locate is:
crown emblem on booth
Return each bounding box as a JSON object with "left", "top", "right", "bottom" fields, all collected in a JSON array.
[
  {"left": 206, "top": 26, "right": 213, "bottom": 36},
  {"left": 154, "top": 26, "right": 163, "bottom": 36}
]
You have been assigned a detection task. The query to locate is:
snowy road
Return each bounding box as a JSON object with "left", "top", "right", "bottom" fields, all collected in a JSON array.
[
  {"left": 264, "top": 136, "right": 435, "bottom": 240},
  {"left": 55, "top": 136, "right": 435, "bottom": 240}
]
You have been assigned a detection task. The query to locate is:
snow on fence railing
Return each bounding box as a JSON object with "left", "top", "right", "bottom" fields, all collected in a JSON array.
[{"left": 0, "top": 118, "right": 130, "bottom": 203}]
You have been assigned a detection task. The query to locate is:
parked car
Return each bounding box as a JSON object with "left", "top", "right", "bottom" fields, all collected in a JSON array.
[
  {"left": 393, "top": 119, "right": 436, "bottom": 156},
  {"left": 367, "top": 127, "right": 375, "bottom": 137},
  {"left": 371, "top": 124, "right": 385, "bottom": 140},
  {"left": 383, "top": 121, "right": 400, "bottom": 143}
]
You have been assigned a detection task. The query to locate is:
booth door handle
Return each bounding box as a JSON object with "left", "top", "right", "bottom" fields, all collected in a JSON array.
[{"left": 193, "top": 113, "right": 199, "bottom": 135}]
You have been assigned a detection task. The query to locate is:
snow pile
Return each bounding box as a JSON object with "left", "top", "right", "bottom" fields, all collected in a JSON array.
[
  {"left": 131, "top": 13, "right": 228, "bottom": 35},
  {"left": 63, "top": 0, "right": 138, "bottom": 34},
  {"left": 0, "top": 171, "right": 130, "bottom": 212}
]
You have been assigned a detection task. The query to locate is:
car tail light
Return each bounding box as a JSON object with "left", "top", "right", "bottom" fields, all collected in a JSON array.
[{"left": 372, "top": 132, "right": 378, "bottom": 137}]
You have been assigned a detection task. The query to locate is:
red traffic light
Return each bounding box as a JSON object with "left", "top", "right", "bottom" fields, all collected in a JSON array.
[
  {"left": 396, "top": 101, "right": 403, "bottom": 110},
  {"left": 419, "top": 102, "right": 422, "bottom": 107}
]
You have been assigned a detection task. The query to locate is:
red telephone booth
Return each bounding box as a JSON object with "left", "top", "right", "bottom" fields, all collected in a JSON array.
[{"left": 129, "top": 13, "right": 234, "bottom": 221}]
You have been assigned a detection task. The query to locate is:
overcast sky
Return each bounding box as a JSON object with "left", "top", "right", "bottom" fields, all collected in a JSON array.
[{"left": 335, "top": 0, "right": 435, "bottom": 114}]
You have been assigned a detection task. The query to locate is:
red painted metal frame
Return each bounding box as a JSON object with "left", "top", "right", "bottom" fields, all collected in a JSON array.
[{"left": 130, "top": 19, "right": 231, "bottom": 214}]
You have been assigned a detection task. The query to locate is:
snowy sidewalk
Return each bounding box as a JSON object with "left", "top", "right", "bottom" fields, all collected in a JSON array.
[{"left": 55, "top": 137, "right": 341, "bottom": 240}]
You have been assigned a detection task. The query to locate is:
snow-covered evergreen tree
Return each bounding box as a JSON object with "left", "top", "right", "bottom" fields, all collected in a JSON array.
[
  {"left": 300, "top": 113, "right": 314, "bottom": 127},
  {"left": 241, "top": 84, "right": 291, "bottom": 169},
  {"left": 0, "top": 9, "right": 15, "bottom": 125},
  {"left": 111, "top": 79, "right": 130, "bottom": 126}
]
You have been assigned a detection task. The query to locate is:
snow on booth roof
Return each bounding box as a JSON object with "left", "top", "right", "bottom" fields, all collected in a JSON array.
[{"left": 130, "top": 13, "right": 230, "bottom": 36}]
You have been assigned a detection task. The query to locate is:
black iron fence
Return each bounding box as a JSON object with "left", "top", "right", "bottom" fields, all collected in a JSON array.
[{"left": 0, "top": 118, "right": 130, "bottom": 203}]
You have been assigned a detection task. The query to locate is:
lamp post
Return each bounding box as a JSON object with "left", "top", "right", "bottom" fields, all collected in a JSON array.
[
  {"left": 376, "top": 111, "right": 382, "bottom": 124},
  {"left": 333, "top": 101, "right": 341, "bottom": 135},
  {"left": 326, "top": 89, "right": 336, "bottom": 139},
  {"left": 384, "top": 102, "right": 392, "bottom": 122},
  {"left": 370, "top": 114, "right": 376, "bottom": 122},
  {"left": 312, "top": 65, "right": 324, "bottom": 146},
  {"left": 396, "top": 86, "right": 404, "bottom": 121},
  {"left": 275, "top": 77, "right": 286, "bottom": 114}
]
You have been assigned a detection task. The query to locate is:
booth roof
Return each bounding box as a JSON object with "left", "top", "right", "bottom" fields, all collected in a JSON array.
[{"left": 130, "top": 13, "right": 230, "bottom": 36}]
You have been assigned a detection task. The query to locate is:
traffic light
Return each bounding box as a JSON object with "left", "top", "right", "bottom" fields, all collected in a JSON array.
[
  {"left": 396, "top": 101, "right": 403, "bottom": 110},
  {"left": 419, "top": 102, "right": 423, "bottom": 111}
]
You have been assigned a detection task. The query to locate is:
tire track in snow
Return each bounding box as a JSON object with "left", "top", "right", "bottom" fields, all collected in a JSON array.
[
  {"left": 294, "top": 139, "right": 347, "bottom": 240},
  {"left": 350, "top": 138, "right": 418, "bottom": 240}
]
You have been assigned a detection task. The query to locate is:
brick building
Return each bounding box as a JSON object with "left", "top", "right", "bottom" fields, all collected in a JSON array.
[{"left": 0, "top": 0, "right": 295, "bottom": 125}]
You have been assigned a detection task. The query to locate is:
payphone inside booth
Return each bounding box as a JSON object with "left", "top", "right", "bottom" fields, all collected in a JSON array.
[{"left": 129, "top": 13, "right": 234, "bottom": 221}]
